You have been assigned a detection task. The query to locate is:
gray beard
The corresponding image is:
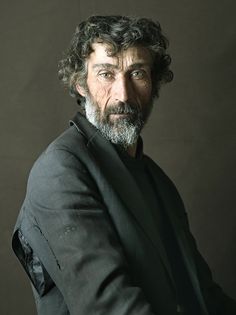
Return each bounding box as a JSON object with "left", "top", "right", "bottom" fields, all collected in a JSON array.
[{"left": 84, "top": 97, "right": 153, "bottom": 149}]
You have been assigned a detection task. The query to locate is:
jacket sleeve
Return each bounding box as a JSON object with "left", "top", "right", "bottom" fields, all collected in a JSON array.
[{"left": 13, "top": 148, "right": 155, "bottom": 315}]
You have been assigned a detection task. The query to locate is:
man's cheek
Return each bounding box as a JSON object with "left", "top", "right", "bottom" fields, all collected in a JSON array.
[{"left": 96, "top": 87, "right": 112, "bottom": 106}]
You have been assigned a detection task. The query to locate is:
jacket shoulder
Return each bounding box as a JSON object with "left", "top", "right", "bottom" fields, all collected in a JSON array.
[
  {"left": 45, "top": 124, "right": 87, "bottom": 155},
  {"left": 30, "top": 124, "right": 89, "bottom": 172}
]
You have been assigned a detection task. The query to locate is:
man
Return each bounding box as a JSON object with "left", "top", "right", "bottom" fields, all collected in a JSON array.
[{"left": 12, "top": 15, "right": 236, "bottom": 314}]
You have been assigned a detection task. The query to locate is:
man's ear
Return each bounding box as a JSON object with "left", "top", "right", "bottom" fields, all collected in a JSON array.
[{"left": 76, "top": 83, "right": 86, "bottom": 97}]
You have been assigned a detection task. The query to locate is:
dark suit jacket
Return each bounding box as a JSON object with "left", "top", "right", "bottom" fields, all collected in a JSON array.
[{"left": 12, "top": 112, "right": 236, "bottom": 315}]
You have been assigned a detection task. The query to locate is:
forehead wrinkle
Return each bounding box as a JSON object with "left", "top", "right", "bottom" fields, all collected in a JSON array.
[
  {"left": 92, "top": 63, "right": 119, "bottom": 70},
  {"left": 92, "top": 61, "right": 151, "bottom": 72},
  {"left": 89, "top": 44, "right": 153, "bottom": 71},
  {"left": 128, "top": 62, "right": 151, "bottom": 70}
]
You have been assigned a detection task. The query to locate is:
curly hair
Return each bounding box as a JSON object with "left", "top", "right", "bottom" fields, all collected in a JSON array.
[{"left": 58, "top": 15, "right": 173, "bottom": 105}]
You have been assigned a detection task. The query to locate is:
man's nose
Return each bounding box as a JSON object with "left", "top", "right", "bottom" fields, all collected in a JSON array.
[{"left": 113, "top": 76, "right": 132, "bottom": 102}]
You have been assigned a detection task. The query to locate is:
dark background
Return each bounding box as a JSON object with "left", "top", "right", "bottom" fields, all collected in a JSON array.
[{"left": 1, "top": 0, "right": 235, "bottom": 313}]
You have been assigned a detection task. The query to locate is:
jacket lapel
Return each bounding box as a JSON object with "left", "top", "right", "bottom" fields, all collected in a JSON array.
[{"left": 70, "top": 113, "right": 176, "bottom": 289}]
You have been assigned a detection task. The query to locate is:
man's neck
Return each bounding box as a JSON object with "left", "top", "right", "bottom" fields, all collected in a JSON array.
[{"left": 126, "top": 142, "right": 138, "bottom": 158}]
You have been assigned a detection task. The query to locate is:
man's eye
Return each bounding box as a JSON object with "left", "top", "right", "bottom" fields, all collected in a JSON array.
[
  {"left": 98, "top": 72, "right": 114, "bottom": 80},
  {"left": 131, "top": 70, "right": 146, "bottom": 79}
]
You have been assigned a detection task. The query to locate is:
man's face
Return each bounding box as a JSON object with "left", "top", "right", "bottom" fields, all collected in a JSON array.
[{"left": 76, "top": 42, "right": 154, "bottom": 147}]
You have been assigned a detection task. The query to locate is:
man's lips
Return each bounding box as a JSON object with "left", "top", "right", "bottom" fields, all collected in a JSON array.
[
  {"left": 109, "top": 113, "right": 131, "bottom": 117},
  {"left": 110, "top": 113, "right": 130, "bottom": 116}
]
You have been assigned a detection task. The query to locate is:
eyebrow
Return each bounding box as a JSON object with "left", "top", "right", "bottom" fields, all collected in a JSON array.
[{"left": 92, "top": 62, "right": 151, "bottom": 71}]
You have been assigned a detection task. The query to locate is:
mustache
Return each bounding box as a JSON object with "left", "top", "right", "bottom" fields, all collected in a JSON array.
[{"left": 105, "top": 102, "right": 139, "bottom": 115}]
